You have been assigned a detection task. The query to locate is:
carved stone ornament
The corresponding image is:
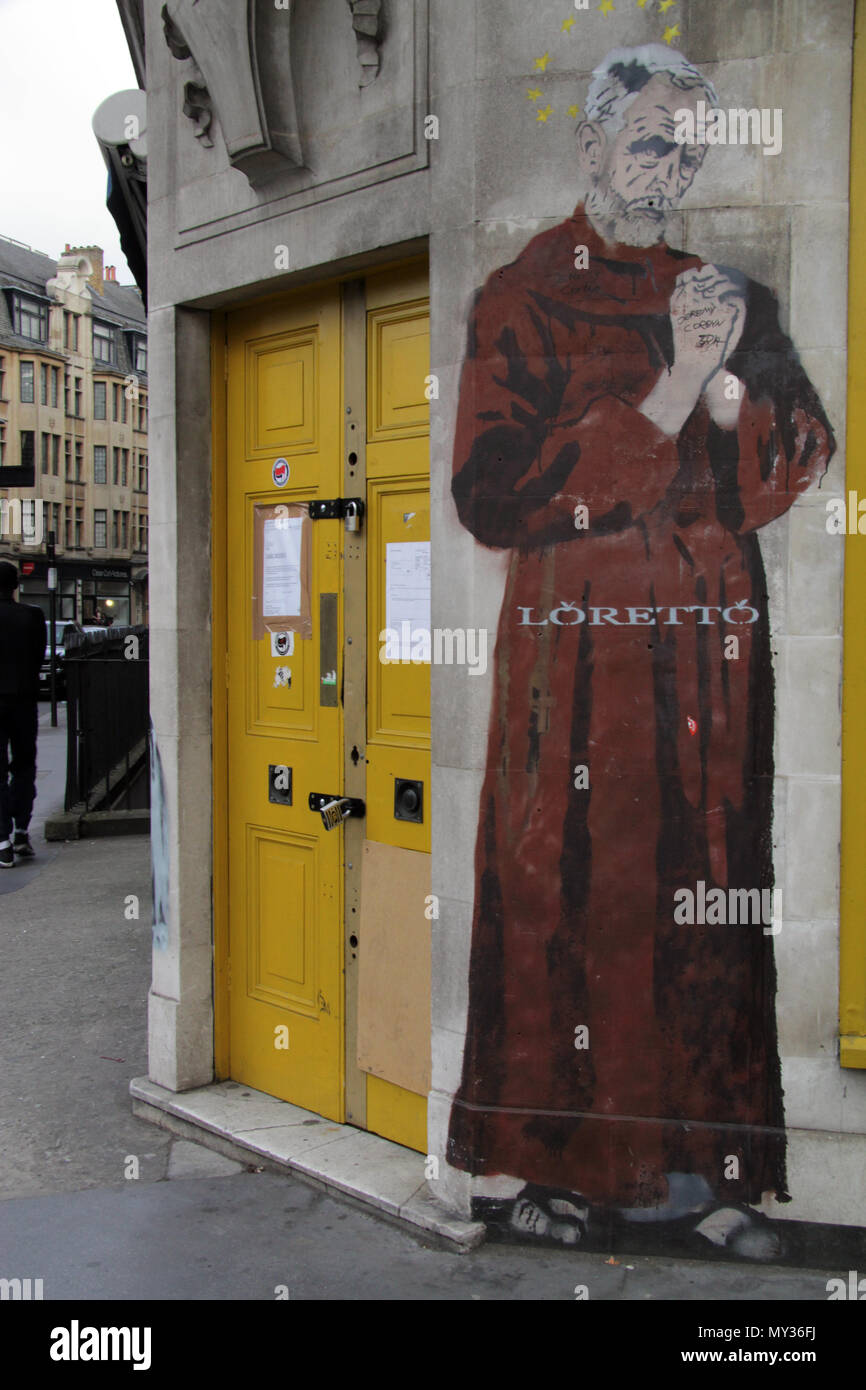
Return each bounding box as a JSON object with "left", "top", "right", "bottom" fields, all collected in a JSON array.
[
  {"left": 346, "top": 0, "right": 383, "bottom": 87},
  {"left": 161, "top": 4, "right": 214, "bottom": 147},
  {"left": 161, "top": 0, "right": 304, "bottom": 184}
]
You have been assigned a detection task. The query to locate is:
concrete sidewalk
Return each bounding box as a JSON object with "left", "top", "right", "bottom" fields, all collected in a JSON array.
[{"left": 0, "top": 747, "right": 851, "bottom": 1299}]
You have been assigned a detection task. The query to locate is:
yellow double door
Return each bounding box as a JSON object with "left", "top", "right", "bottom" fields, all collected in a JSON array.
[{"left": 218, "top": 264, "right": 431, "bottom": 1150}]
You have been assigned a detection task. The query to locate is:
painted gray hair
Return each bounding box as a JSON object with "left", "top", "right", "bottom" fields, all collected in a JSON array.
[{"left": 585, "top": 45, "right": 719, "bottom": 132}]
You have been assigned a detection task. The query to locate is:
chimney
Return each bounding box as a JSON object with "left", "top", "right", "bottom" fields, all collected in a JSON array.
[{"left": 67, "top": 245, "right": 104, "bottom": 294}]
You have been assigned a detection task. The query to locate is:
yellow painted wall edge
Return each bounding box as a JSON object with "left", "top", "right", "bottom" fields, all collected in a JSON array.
[
  {"left": 212, "top": 311, "right": 230, "bottom": 1080},
  {"left": 840, "top": 2, "right": 866, "bottom": 1068}
]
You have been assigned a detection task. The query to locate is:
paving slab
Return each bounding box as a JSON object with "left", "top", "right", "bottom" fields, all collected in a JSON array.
[{"left": 130, "top": 1075, "right": 483, "bottom": 1248}]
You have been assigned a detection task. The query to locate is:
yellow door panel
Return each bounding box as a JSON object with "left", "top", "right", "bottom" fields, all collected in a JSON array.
[
  {"left": 225, "top": 286, "right": 344, "bottom": 1121},
  {"left": 361, "top": 267, "right": 432, "bottom": 1150},
  {"left": 367, "top": 1075, "right": 427, "bottom": 1155},
  {"left": 246, "top": 329, "right": 318, "bottom": 456},
  {"left": 367, "top": 299, "right": 431, "bottom": 441},
  {"left": 367, "top": 480, "right": 431, "bottom": 748}
]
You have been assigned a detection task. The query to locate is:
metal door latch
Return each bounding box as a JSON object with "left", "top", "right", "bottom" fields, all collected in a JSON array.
[
  {"left": 308, "top": 792, "right": 366, "bottom": 830},
  {"left": 308, "top": 498, "right": 365, "bottom": 532}
]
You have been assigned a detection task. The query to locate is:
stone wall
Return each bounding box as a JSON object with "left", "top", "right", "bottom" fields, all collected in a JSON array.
[
  {"left": 143, "top": 0, "right": 863, "bottom": 1228},
  {"left": 428, "top": 0, "right": 860, "bottom": 1227}
]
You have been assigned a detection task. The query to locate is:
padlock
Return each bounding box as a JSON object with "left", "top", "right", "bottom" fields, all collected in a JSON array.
[
  {"left": 344, "top": 499, "right": 361, "bottom": 533},
  {"left": 319, "top": 799, "right": 347, "bottom": 831}
]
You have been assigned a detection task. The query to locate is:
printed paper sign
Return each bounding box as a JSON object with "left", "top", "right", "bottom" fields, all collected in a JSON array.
[
  {"left": 386, "top": 541, "right": 431, "bottom": 660},
  {"left": 251, "top": 503, "right": 312, "bottom": 642},
  {"left": 263, "top": 517, "right": 303, "bottom": 617}
]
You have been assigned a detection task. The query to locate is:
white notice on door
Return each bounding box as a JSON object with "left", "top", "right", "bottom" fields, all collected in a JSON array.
[
  {"left": 263, "top": 517, "right": 303, "bottom": 617},
  {"left": 386, "top": 541, "right": 431, "bottom": 660}
]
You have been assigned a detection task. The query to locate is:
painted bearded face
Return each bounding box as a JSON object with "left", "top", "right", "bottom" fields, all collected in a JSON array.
[{"left": 583, "top": 75, "right": 709, "bottom": 247}]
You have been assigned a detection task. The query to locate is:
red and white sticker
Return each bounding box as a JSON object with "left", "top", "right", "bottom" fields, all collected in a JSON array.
[{"left": 272, "top": 457, "right": 290, "bottom": 487}]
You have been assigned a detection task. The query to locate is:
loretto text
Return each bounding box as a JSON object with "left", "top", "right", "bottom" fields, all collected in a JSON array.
[{"left": 517, "top": 603, "right": 760, "bottom": 626}]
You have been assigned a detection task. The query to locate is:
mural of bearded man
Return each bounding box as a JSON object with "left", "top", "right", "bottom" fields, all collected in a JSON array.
[{"left": 446, "top": 45, "right": 834, "bottom": 1257}]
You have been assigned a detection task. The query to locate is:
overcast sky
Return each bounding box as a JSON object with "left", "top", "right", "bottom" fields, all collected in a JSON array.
[{"left": 0, "top": 0, "right": 137, "bottom": 281}]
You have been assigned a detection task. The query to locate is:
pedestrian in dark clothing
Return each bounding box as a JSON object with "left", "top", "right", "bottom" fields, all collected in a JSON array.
[{"left": 0, "top": 561, "right": 46, "bottom": 868}]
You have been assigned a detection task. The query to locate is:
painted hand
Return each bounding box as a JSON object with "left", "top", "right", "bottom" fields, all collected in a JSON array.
[{"left": 670, "top": 265, "right": 746, "bottom": 386}]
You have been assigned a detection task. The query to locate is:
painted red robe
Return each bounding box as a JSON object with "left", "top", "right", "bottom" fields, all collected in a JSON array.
[{"left": 447, "top": 208, "right": 834, "bottom": 1209}]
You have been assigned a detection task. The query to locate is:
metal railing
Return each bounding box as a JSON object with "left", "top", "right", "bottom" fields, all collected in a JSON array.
[{"left": 64, "top": 627, "right": 150, "bottom": 814}]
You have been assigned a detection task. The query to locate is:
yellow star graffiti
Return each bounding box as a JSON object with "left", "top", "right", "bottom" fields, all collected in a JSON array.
[
  {"left": 659, "top": 0, "right": 676, "bottom": 11},
  {"left": 536, "top": 104, "right": 553, "bottom": 123},
  {"left": 599, "top": 0, "right": 615, "bottom": 12},
  {"left": 663, "top": 22, "right": 681, "bottom": 43},
  {"left": 527, "top": 88, "right": 542, "bottom": 102},
  {"left": 562, "top": 15, "right": 576, "bottom": 31},
  {"left": 567, "top": 104, "right": 581, "bottom": 118},
  {"left": 533, "top": 53, "right": 551, "bottom": 72},
  {"left": 636, "top": 0, "right": 649, "bottom": 7}
]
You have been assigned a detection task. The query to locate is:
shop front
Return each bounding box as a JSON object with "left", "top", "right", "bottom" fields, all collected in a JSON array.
[{"left": 17, "top": 557, "right": 131, "bottom": 625}]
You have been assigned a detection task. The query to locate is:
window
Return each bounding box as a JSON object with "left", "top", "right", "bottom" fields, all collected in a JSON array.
[
  {"left": 134, "top": 340, "right": 147, "bottom": 374},
  {"left": 93, "top": 381, "right": 106, "bottom": 419},
  {"left": 64, "top": 437, "right": 71, "bottom": 479},
  {"left": 51, "top": 366, "right": 59, "bottom": 408},
  {"left": 65, "top": 509, "right": 72, "bottom": 548},
  {"left": 20, "top": 431, "right": 34, "bottom": 471},
  {"left": 113, "top": 447, "right": 119, "bottom": 485},
  {"left": 0, "top": 421, "right": 5, "bottom": 467},
  {"left": 40, "top": 363, "right": 48, "bottom": 404},
  {"left": 122, "top": 511, "right": 129, "bottom": 548},
  {"left": 112, "top": 383, "right": 119, "bottom": 422},
  {"left": 51, "top": 434, "right": 60, "bottom": 476},
  {"left": 136, "top": 398, "right": 147, "bottom": 432},
  {"left": 51, "top": 503, "right": 60, "bottom": 542},
  {"left": 20, "top": 361, "right": 34, "bottom": 402},
  {"left": 92, "top": 320, "right": 116, "bottom": 365},
  {"left": 75, "top": 507, "right": 82, "bottom": 548},
  {"left": 93, "top": 445, "right": 107, "bottom": 484},
  {"left": 74, "top": 378, "right": 82, "bottom": 417},
  {"left": 138, "top": 514, "right": 148, "bottom": 553},
  {"left": 122, "top": 449, "right": 128, "bottom": 486},
  {"left": 137, "top": 452, "right": 148, "bottom": 492},
  {"left": 64, "top": 312, "right": 79, "bottom": 351},
  {"left": 112, "top": 510, "right": 120, "bottom": 548},
  {"left": 14, "top": 295, "right": 49, "bottom": 341},
  {"left": 0, "top": 355, "right": 5, "bottom": 400},
  {"left": 75, "top": 440, "right": 83, "bottom": 482},
  {"left": 21, "top": 500, "right": 39, "bottom": 542},
  {"left": 41, "top": 432, "right": 49, "bottom": 474},
  {"left": 121, "top": 390, "right": 127, "bottom": 425}
]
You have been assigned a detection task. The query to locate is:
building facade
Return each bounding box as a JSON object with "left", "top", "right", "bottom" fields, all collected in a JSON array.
[
  {"left": 123, "top": 0, "right": 866, "bottom": 1251},
  {"left": 0, "top": 237, "right": 149, "bottom": 624}
]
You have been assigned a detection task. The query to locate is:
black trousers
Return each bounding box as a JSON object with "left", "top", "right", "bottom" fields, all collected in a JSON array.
[{"left": 0, "top": 697, "right": 38, "bottom": 841}]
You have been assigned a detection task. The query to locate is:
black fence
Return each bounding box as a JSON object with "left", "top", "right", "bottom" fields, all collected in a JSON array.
[{"left": 64, "top": 626, "right": 150, "bottom": 814}]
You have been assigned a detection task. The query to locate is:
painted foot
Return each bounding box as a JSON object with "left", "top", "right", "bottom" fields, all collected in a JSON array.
[
  {"left": 509, "top": 1185, "right": 589, "bottom": 1246},
  {"left": 693, "top": 1206, "right": 782, "bottom": 1262}
]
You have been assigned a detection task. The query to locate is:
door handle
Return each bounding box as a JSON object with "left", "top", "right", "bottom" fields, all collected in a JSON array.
[{"left": 308, "top": 792, "right": 366, "bottom": 831}]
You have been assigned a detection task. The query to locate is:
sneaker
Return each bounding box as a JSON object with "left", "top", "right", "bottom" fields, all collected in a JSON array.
[
  {"left": 0, "top": 841, "right": 14, "bottom": 869},
  {"left": 12, "top": 832, "right": 34, "bottom": 859}
]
